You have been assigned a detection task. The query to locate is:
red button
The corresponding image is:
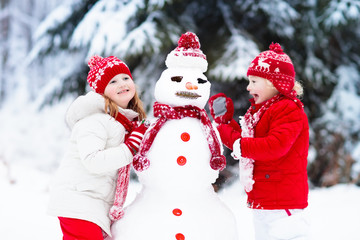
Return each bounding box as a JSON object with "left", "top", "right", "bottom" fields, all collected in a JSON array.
[
  {"left": 177, "top": 156, "right": 187, "bottom": 166},
  {"left": 175, "top": 233, "right": 185, "bottom": 240},
  {"left": 172, "top": 208, "right": 182, "bottom": 216},
  {"left": 181, "top": 132, "right": 190, "bottom": 142}
]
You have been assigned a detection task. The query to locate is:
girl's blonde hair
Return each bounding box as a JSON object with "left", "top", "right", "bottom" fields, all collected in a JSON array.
[
  {"left": 293, "top": 81, "right": 304, "bottom": 98},
  {"left": 266, "top": 79, "right": 304, "bottom": 98},
  {"left": 103, "top": 90, "right": 146, "bottom": 121}
]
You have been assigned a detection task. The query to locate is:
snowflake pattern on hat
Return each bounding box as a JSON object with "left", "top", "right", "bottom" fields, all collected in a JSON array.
[{"left": 87, "top": 55, "right": 132, "bottom": 94}]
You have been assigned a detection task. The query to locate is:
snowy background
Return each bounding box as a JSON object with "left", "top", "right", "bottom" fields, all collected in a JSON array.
[
  {"left": 1, "top": 0, "right": 360, "bottom": 239},
  {"left": 1, "top": 163, "right": 360, "bottom": 239}
]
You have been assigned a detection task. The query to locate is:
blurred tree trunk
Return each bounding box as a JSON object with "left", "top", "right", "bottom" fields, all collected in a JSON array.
[{"left": 0, "top": 0, "right": 10, "bottom": 106}]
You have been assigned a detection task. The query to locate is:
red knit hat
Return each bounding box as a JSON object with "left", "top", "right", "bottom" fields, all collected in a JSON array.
[
  {"left": 165, "top": 32, "right": 208, "bottom": 72},
  {"left": 247, "top": 43, "right": 296, "bottom": 99},
  {"left": 87, "top": 55, "right": 133, "bottom": 94}
]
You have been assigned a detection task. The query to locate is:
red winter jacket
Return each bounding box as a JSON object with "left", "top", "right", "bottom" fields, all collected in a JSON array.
[{"left": 240, "top": 98, "right": 309, "bottom": 210}]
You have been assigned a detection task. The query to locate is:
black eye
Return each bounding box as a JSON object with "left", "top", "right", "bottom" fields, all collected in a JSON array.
[
  {"left": 171, "top": 76, "right": 183, "bottom": 82},
  {"left": 197, "top": 78, "right": 207, "bottom": 84}
]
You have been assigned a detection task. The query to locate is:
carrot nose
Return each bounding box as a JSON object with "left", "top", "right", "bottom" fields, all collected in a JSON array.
[{"left": 185, "top": 82, "right": 198, "bottom": 90}]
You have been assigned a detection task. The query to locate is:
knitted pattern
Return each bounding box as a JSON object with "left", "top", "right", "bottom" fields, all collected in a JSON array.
[
  {"left": 133, "top": 102, "right": 226, "bottom": 172},
  {"left": 233, "top": 94, "right": 284, "bottom": 192},
  {"left": 109, "top": 112, "right": 136, "bottom": 221},
  {"left": 109, "top": 165, "right": 130, "bottom": 221},
  {"left": 87, "top": 55, "right": 132, "bottom": 94},
  {"left": 247, "top": 43, "right": 297, "bottom": 100},
  {"left": 165, "top": 32, "right": 208, "bottom": 72}
]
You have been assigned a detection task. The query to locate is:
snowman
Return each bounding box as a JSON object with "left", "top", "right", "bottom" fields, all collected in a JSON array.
[{"left": 108, "top": 32, "right": 238, "bottom": 240}]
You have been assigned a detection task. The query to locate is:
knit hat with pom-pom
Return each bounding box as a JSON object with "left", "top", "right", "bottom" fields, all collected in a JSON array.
[
  {"left": 165, "top": 32, "right": 208, "bottom": 73},
  {"left": 87, "top": 55, "right": 132, "bottom": 94},
  {"left": 247, "top": 43, "right": 296, "bottom": 99}
]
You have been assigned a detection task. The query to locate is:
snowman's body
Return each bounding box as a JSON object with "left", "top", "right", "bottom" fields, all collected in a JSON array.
[
  {"left": 140, "top": 117, "right": 218, "bottom": 189},
  {"left": 109, "top": 118, "right": 237, "bottom": 239},
  {"left": 108, "top": 32, "right": 238, "bottom": 240}
]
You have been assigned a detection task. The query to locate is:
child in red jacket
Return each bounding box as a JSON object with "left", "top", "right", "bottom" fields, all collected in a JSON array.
[{"left": 209, "top": 43, "right": 310, "bottom": 240}]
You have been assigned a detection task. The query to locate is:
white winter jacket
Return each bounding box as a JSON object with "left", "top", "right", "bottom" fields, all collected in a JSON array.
[{"left": 47, "top": 91, "right": 138, "bottom": 236}]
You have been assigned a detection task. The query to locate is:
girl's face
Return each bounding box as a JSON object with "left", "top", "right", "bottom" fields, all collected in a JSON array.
[
  {"left": 104, "top": 73, "right": 136, "bottom": 109},
  {"left": 247, "top": 75, "right": 279, "bottom": 104}
]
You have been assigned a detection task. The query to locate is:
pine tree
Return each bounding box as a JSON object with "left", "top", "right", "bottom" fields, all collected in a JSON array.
[
  {"left": 306, "top": 0, "right": 360, "bottom": 186},
  {"left": 4, "top": 0, "right": 360, "bottom": 188}
]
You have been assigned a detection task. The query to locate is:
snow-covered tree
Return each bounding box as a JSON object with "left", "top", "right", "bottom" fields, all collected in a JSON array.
[
  {"left": 0, "top": 0, "right": 61, "bottom": 105},
  {"left": 307, "top": 0, "right": 360, "bottom": 186},
  {"left": 2, "top": 0, "right": 360, "bottom": 188}
]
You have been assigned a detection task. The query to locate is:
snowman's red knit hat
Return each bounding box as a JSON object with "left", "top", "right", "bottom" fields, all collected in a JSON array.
[
  {"left": 165, "top": 32, "right": 208, "bottom": 72},
  {"left": 87, "top": 55, "right": 133, "bottom": 94},
  {"left": 247, "top": 43, "right": 296, "bottom": 99}
]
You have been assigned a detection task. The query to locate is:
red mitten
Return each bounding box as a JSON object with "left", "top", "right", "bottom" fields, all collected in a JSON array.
[
  {"left": 217, "top": 123, "right": 241, "bottom": 150},
  {"left": 125, "top": 123, "right": 148, "bottom": 156},
  {"left": 229, "top": 118, "right": 241, "bottom": 132},
  {"left": 209, "top": 93, "right": 234, "bottom": 124}
]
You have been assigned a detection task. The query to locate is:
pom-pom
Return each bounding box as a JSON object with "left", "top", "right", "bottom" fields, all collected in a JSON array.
[
  {"left": 109, "top": 205, "right": 125, "bottom": 221},
  {"left": 269, "top": 42, "right": 283, "bottom": 54},
  {"left": 88, "top": 55, "right": 103, "bottom": 69},
  {"left": 178, "top": 32, "right": 200, "bottom": 49},
  {"left": 210, "top": 155, "right": 226, "bottom": 171},
  {"left": 133, "top": 155, "right": 150, "bottom": 172}
]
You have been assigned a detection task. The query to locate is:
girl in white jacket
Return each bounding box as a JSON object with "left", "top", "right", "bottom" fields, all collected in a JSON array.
[{"left": 48, "top": 55, "right": 147, "bottom": 239}]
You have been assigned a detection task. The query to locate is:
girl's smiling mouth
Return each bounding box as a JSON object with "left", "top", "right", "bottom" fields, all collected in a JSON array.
[{"left": 117, "top": 89, "right": 129, "bottom": 94}]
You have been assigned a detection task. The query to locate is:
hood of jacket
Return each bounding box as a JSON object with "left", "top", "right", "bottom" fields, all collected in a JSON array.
[{"left": 65, "top": 91, "right": 139, "bottom": 129}]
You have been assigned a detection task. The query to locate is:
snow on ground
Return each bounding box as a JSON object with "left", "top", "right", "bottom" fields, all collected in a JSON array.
[{"left": 1, "top": 163, "right": 359, "bottom": 239}]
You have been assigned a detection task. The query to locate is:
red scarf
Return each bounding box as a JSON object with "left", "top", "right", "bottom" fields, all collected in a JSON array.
[
  {"left": 236, "top": 94, "right": 284, "bottom": 192},
  {"left": 115, "top": 111, "right": 135, "bottom": 136},
  {"left": 133, "top": 102, "right": 226, "bottom": 172},
  {"left": 109, "top": 112, "right": 136, "bottom": 221},
  {"left": 242, "top": 94, "right": 284, "bottom": 138}
]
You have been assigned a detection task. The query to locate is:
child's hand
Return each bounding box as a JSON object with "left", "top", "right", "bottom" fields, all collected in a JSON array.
[
  {"left": 217, "top": 123, "right": 241, "bottom": 150},
  {"left": 209, "top": 93, "right": 234, "bottom": 124},
  {"left": 125, "top": 122, "right": 148, "bottom": 156}
]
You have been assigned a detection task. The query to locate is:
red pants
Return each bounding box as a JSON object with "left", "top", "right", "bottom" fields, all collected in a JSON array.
[{"left": 58, "top": 217, "right": 104, "bottom": 240}]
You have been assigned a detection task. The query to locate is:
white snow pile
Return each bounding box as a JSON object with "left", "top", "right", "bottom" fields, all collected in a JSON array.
[{"left": 0, "top": 164, "right": 359, "bottom": 239}]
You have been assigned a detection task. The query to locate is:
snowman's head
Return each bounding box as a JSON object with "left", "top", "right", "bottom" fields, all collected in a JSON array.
[
  {"left": 154, "top": 32, "right": 210, "bottom": 109},
  {"left": 154, "top": 67, "right": 210, "bottom": 108}
]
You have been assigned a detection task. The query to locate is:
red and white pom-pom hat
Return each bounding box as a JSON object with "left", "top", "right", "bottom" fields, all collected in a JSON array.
[
  {"left": 165, "top": 32, "right": 208, "bottom": 73},
  {"left": 87, "top": 55, "right": 132, "bottom": 94},
  {"left": 247, "top": 43, "right": 297, "bottom": 99}
]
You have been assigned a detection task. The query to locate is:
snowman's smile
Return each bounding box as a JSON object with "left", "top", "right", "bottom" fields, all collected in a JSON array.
[{"left": 175, "top": 91, "right": 201, "bottom": 99}]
